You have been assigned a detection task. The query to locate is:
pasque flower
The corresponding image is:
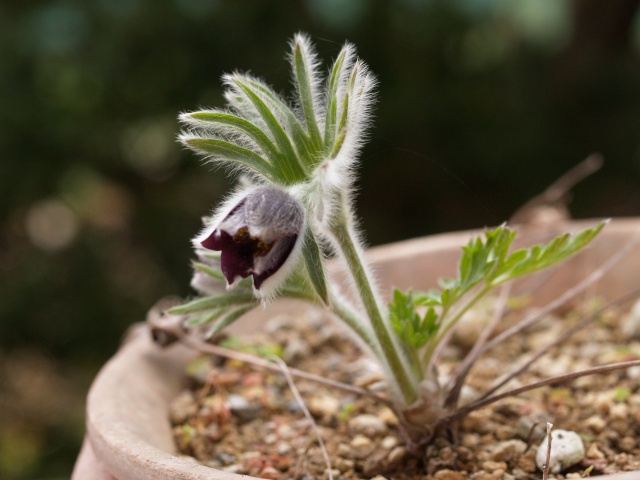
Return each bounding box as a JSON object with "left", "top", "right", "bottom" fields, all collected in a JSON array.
[
  {"left": 173, "top": 34, "right": 606, "bottom": 418},
  {"left": 178, "top": 34, "right": 415, "bottom": 402},
  {"left": 198, "top": 186, "right": 304, "bottom": 292}
]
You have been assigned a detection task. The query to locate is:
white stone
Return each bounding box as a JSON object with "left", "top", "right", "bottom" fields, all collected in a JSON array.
[{"left": 535, "top": 429, "right": 585, "bottom": 474}]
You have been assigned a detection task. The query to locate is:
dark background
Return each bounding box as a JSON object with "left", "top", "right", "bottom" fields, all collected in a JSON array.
[{"left": 2, "top": 0, "right": 640, "bottom": 477}]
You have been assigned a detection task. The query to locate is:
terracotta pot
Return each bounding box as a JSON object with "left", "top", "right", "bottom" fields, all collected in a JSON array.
[{"left": 73, "top": 219, "right": 640, "bottom": 480}]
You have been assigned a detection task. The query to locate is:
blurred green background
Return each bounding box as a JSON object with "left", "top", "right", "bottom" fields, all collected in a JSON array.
[{"left": 2, "top": 0, "right": 640, "bottom": 477}]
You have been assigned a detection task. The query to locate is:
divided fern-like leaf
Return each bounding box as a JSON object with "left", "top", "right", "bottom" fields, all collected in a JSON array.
[
  {"left": 488, "top": 221, "right": 606, "bottom": 286},
  {"left": 389, "top": 289, "right": 440, "bottom": 350}
]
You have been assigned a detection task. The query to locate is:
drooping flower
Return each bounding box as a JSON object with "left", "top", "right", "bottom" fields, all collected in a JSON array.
[{"left": 198, "top": 186, "right": 304, "bottom": 293}]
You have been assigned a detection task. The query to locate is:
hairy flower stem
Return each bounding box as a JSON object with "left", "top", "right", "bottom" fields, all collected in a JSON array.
[
  {"left": 329, "top": 207, "right": 418, "bottom": 406},
  {"left": 329, "top": 293, "right": 378, "bottom": 351}
]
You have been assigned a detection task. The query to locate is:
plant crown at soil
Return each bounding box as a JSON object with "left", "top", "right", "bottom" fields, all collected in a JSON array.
[{"left": 173, "top": 33, "right": 604, "bottom": 427}]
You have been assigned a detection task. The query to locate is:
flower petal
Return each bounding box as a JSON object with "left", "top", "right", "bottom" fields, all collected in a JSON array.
[{"left": 253, "top": 234, "right": 298, "bottom": 289}]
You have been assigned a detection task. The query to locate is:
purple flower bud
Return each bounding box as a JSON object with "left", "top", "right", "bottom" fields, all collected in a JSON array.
[{"left": 200, "top": 187, "right": 304, "bottom": 291}]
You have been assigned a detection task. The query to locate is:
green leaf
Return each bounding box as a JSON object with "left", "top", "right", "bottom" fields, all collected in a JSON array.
[
  {"left": 234, "top": 79, "right": 308, "bottom": 181},
  {"left": 457, "top": 226, "right": 516, "bottom": 294},
  {"left": 185, "top": 308, "right": 225, "bottom": 327},
  {"left": 293, "top": 41, "right": 322, "bottom": 148},
  {"left": 168, "top": 293, "right": 256, "bottom": 314},
  {"left": 330, "top": 127, "right": 347, "bottom": 160},
  {"left": 324, "top": 47, "right": 348, "bottom": 153},
  {"left": 421, "top": 307, "right": 438, "bottom": 337},
  {"left": 489, "top": 221, "right": 606, "bottom": 285},
  {"left": 339, "top": 90, "right": 349, "bottom": 130},
  {"left": 245, "top": 78, "right": 316, "bottom": 168},
  {"left": 389, "top": 289, "right": 441, "bottom": 350},
  {"left": 301, "top": 226, "right": 328, "bottom": 304},
  {"left": 206, "top": 305, "right": 256, "bottom": 336},
  {"left": 184, "top": 138, "right": 274, "bottom": 179},
  {"left": 414, "top": 290, "right": 443, "bottom": 307},
  {"left": 185, "top": 111, "right": 280, "bottom": 161},
  {"left": 427, "top": 225, "right": 518, "bottom": 308},
  {"left": 193, "top": 261, "right": 225, "bottom": 282}
]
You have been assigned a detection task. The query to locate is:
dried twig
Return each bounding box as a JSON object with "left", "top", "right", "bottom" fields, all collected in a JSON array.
[
  {"left": 444, "top": 283, "right": 512, "bottom": 408},
  {"left": 510, "top": 153, "right": 603, "bottom": 225},
  {"left": 271, "top": 355, "right": 333, "bottom": 480},
  {"left": 147, "top": 304, "right": 395, "bottom": 408},
  {"left": 479, "top": 287, "right": 640, "bottom": 402},
  {"left": 449, "top": 357, "right": 640, "bottom": 421},
  {"left": 542, "top": 422, "right": 553, "bottom": 480}
]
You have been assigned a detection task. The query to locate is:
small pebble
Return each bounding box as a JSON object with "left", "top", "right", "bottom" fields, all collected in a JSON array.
[
  {"left": 348, "top": 414, "right": 388, "bottom": 436},
  {"left": 213, "top": 452, "right": 237, "bottom": 465},
  {"left": 434, "top": 469, "right": 467, "bottom": 480},
  {"left": 363, "top": 450, "right": 388, "bottom": 476},
  {"left": 263, "top": 433, "right": 277, "bottom": 445},
  {"left": 461, "top": 433, "right": 480, "bottom": 448},
  {"left": 515, "top": 413, "right": 549, "bottom": 443},
  {"left": 494, "top": 425, "right": 516, "bottom": 441},
  {"left": 593, "top": 391, "right": 616, "bottom": 411},
  {"left": 169, "top": 390, "right": 197, "bottom": 424},
  {"left": 489, "top": 439, "right": 526, "bottom": 463},
  {"left": 621, "top": 299, "right": 640, "bottom": 339},
  {"left": 336, "top": 442, "right": 352, "bottom": 457},
  {"left": 565, "top": 474, "right": 583, "bottom": 480},
  {"left": 333, "top": 456, "right": 354, "bottom": 472},
  {"left": 458, "top": 385, "right": 480, "bottom": 406},
  {"left": 387, "top": 446, "right": 408, "bottom": 466},
  {"left": 515, "top": 450, "right": 537, "bottom": 473},
  {"left": 535, "top": 429, "right": 585, "bottom": 473},
  {"left": 481, "top": 460, "right": 507, "bottom": 473},
  {"left": 259, "top": 466, "right": 280, "bottom": 479},
  {"left": 227, "top": 393, "right": 261, "bottom": 421},
  {"left": 586, "top": 442, "right": 605, "bottom": 459},
  {"left": 276, "top": 423, "right": 295, "bottom": 439},
  {"left": 380, "top": 435, "right": 399, "bottom": 450},
  {"left": 284, "top": 337, "right": 311, "bottom": 361},
  {"left": 609, "top": 402, "right": 628, "bottom": 420},
  {"left": 350, "top": 434, "right": 374, "bottom": 459},
  {"left": 222, "top": 464, "right": 244, "bottom": 474},
  {"left": 286, "top": 398, "right": 303, "bottom": 413},
  {"left": 324, "top": 468, "right": 340, "bottom": 479},
  {"left": 276, "top": 441, "right": 292, "bottom": 455},
  {"left": 377, "top": 406, "right": 399, "bottom": 425},
  {"left": 584, "top": 414, "right": 606, "bottom": 433},
  {"left": 619, "top": 436, "right": 637, "bottom": 452},
  {"left": 240, "top": 450, "right": 262, "bottom": 463},
  {"left": 472, "top": 472, "right": 503, "bottom": 480},
  {"left": 308, "top": 394, "right": 341, "bottom": 418}
]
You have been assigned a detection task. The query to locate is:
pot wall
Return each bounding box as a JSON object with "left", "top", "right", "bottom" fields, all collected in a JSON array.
[{"left": 74, "top": 219, "right": 640, "bottom": 480}]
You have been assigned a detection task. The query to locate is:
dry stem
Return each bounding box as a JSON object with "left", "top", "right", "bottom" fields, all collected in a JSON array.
[
  {"left": 449, "top": 357, "right": 640, "bottom": 422},
  {"left": 271, "top": 355, "right": 333, "bottom": 480},
  {"left": 542, "top": 422, "right": 553, "bottom": 480}
]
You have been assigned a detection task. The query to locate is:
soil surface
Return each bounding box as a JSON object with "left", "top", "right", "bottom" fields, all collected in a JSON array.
[{"left": 169, "top": 300, "right": 640, "bottom": 479}]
